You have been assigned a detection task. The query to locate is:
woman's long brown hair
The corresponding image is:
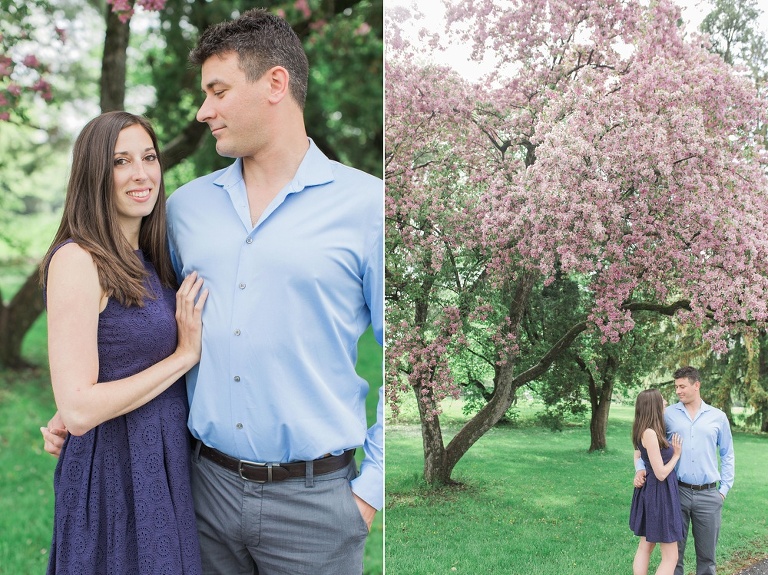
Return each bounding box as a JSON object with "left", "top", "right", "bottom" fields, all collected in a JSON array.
[
  {"left": 39, "top": 111, "right": 176, "bottom": 306},
  {"left": 631, "top": 389, "right": 670, "bottom": 450}
]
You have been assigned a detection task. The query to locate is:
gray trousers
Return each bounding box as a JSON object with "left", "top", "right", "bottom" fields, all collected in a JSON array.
[
  {"left": 676, "top": 486, "right": 723, "bottom": 575},
  {"left": 190, "top": 450, "right": 369, "bottom": 575}
]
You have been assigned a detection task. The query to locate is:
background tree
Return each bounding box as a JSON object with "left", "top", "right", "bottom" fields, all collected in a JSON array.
[
  {"left": 446, "top": 268, "right": 682, "bottom": 451},
  {"left": 537, "top": 311, "right": 677, "bottom": 450},
  {"left": 700, "top": 0, "right": 768, "bottom": 144},
  {"left": 657, "top": 324, "right": 768, "bottom": 432},
  {"left": 700, "top": 0, "right": 765, "bottom": 68},
  {"left": 386, "top": 0, "right": 768, "bottom": 485},
  {"left": 0, "top": 0, "right": 382, "bottom": 368}
]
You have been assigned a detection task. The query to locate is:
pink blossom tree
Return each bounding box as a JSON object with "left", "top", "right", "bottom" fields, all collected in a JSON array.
[{"left": 386, "top": 0, "right": 768, "bottom": 485}]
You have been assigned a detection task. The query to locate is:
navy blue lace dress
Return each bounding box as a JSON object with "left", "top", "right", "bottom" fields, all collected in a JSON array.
[
  {"left": 629, "top": 441, "right": 685, "bottom": 543},
  {"left": 46, "top": 247, "right": 201, "bottom": 574}
]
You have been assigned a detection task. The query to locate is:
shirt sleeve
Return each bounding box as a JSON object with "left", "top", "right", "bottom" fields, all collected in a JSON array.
[
  {"left": 166, "top": 214, "right": 183, "bottom": 283},
  {"left": 351, "top": 385, "right": 384, "bottom": 510},
  {"left": 362, "top": 192, "right": 384, "bottom": 347},
  {"left": 350, "top": 194, "right": 383, "bottom": 509},
  {"left": 718, "top": 414, "right": 735, "bottom": 497}
]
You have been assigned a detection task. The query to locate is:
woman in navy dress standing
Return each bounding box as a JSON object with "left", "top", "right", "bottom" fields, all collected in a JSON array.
[
  {"left": 629, "top": 389, "right": 684, "bottom": 575},
  {"left": 40, "top": 111, "right": 207, "bottom": 574}
]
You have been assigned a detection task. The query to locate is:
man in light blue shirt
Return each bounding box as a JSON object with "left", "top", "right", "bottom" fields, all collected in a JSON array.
[
  {"left": 166, "top": 9, "right": 382, "bottom": 575},
  {"left": 635, "top": 366, "right": 735, "bottom": 575}
]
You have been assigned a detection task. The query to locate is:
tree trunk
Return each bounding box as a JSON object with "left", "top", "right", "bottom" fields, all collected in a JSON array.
[
  {"left": 415, "top": 384, "right": 451, "bottom": 485},
  {"left": 433, "top": 274, "right": 534, "bottom": 483},
  {"left": 0, "top": 270, "right": 45, "bottom": 368},
  {"left": 588, "top": 393, "right": 612, "bottom": 451},
  {"left": 100, "top": 7, "right": 130, "bottom": 112},
  {"left": 585, "top": 354, "right": 617, "bottom": 452},
  {"left": 430, "top": 316, "right": 590, "bottom": 484},
  {"left": 415, "top": 299, "right": 688, "bottom": 485},
  {"left": 443, "top": 359, "right": 522, "bottom": 479},
  {"left": 410, "top": 273, "right": 452, "bottom": 484}
]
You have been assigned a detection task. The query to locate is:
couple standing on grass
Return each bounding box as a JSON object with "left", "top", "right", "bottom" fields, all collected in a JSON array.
[
  {"left": 630, "top": 366, "right": 735, "bottom": 575},
  {"left": 38, "top": 7, "right": 382, "bottom": 575}
]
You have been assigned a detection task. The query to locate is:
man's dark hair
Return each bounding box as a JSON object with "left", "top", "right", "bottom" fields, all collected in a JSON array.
[
  {"left": 673, "top": 366, "right": 700, "bottom": 383},
  {"left": 190, "top": 8, "right": 309, "bottom": 109}
]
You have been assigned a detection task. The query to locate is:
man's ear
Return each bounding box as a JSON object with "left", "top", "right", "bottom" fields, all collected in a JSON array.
[{"left": 267, "top": 66, "right": 290, "bottom": 104}]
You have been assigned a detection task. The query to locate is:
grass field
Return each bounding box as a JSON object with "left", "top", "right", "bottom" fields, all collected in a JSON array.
[
  {"left": 0, "top": 310, "right": 383, "bottom": 574},
  {"left": 385, "top": 399, "right": 768, "bottom": 575}
]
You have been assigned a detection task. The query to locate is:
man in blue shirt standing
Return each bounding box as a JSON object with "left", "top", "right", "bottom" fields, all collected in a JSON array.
[
  {"left": 166, "top": 9, "right": 382, "bottom": 575},
  {"left": 635, "top": 366, "right": 735, "bottom": 575}
]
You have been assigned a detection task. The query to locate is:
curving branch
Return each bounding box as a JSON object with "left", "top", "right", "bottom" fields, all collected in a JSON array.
[{"left": 622, "top": 299, "right": 692, "bottom": 316}]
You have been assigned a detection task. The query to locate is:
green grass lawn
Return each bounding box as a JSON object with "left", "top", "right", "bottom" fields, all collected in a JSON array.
[
  {"left": 0, "top": 366, "right": 57, "bottom": 574},
  {"left": 0, "top": 316, "right": 383, "bottom": 574},
  {"left": 385, "top": 401, "right": 768, "bottom": 575}
]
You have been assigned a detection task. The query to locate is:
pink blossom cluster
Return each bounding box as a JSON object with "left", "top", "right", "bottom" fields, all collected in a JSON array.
[
  {"left": 385, "top": 0, "right": 768, "bottom": 414},
  {"left": 386, "top": 305, "right": 465, "bottom": 420},
  {"left": 294, "top": 0, "right": 312, "bottom": 20},
  {"left": 0, "top": 6, "right": 70, "bottom": 120},
  {"left": 106, "top": 0, "right": 167, "bottom": 23},
  {"left": 354, "top": 23, "right": 371, "bottom": 37},
  {"left": 138, "top": 0, "right": 166, "bottom": 9},
  {"left": 0, "top": 51, "right": 54, "bottom": 121}
]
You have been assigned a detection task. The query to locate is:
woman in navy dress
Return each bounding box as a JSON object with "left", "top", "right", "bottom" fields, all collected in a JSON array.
[
  {"left": 39, "top": 111, "right": 208, "bottom": 574},
  {"left": 629, "top": 389, "right": 684, "bottom": 575}
]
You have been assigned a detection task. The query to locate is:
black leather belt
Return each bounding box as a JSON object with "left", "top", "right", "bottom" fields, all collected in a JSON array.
[
  {"left": 678, "top": 481, "right": 717, "bottom": 491},
  {"left": 197, "top": 442, "right": 354, "bottom": 483}
]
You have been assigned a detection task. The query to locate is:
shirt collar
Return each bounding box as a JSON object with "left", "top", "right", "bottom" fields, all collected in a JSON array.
[
  {"left": 212, "top": 138, "right": 334, "bottom": 192},
  {"left": 292, "top": 138, "right": 335, "bottom": 191},
  {"left": 671, "top": 400, "right": 711, "bottom": 413}
]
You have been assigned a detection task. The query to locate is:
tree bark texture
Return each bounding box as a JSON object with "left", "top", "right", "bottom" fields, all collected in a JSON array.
[
  {"left": 585, "top": 354, "right": 617, "bottom": 452},
  {"left": 415, "top": 384, "right": 451, "bottom": 485},
  {"left": 100, "top": 8, "right": 130, "bottom": 112},
  {"left": 0, "top": 270, "right": 45, "bottom": 368}
]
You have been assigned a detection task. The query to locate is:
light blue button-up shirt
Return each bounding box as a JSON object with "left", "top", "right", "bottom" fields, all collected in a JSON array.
[
  {"left": 166, "top": 140, "right": 383, "bottom": 509},
  {"left": 635, "top": 400, "right": 735, "bottom": 498},
  {"left": 665, "top": 401, "right": 734, "bottom": 497}
]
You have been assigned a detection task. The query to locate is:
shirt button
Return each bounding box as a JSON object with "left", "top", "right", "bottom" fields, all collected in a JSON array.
[
  {"left": 246, "top": 237, "right": 253, "bottom": 244},
  {"left": 239, "top": 283, "right": 246, "bottom": 289},
  {"left": 234, "top": 329, "right": 241, "bottom": 336},
  {"left": 234, "top": 376, "right": 241, "bottom": 382},
  {"left": 236, "top": 423, "right": 243, "bottom": 429}
]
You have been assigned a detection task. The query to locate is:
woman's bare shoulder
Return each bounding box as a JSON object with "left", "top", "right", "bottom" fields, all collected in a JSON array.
[{"left": 47, "top": 242, "right": 100, "bottom": 293}]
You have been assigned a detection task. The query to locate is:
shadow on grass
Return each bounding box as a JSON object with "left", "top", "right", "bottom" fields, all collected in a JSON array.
[{"left": 387, "top": 472, "right": 477, "bottom": 507}]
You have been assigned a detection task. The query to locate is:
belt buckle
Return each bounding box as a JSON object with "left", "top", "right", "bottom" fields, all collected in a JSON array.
[{"left": 238, "top": 459, "right": 273, "bottom": 483}]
